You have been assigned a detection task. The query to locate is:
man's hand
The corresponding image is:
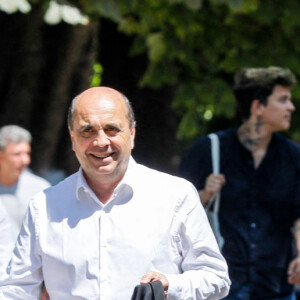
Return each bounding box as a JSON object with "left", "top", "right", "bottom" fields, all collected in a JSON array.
[
  {"left": 199, "top": 174, "right": 226, "bottom": 205},
  {"left": 141, "top": 271, "right": 169, "bottom": 298},
  {"left": 288, "top": 257, "right": 300, "bottom": 284},
  {"left": 289, "top": 219, "right": 300, "bottom": 284}
]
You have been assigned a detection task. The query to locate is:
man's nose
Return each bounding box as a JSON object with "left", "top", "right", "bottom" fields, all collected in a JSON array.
[
  {"left": 21, "top": 154, "right": 31, "bottom": 166},
  {"left": 93, "top": 130, "right": 109, "bottom": 147},
  {"left": 288, "top": 100, "right": 295, "bottom": 111}
]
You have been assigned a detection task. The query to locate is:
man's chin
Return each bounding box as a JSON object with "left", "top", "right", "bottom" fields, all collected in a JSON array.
[
  {"left": 16, "top": 169, "right": 24, "bottom": 176},
  {"left": 95, "top": 165, "right": 115, "bottom": 175},
  {"left": 273, "top": 123, "right": 290, "bottom": 132},
  {"left": 280, "top": 124, "right": 291, "bottom": 131}
]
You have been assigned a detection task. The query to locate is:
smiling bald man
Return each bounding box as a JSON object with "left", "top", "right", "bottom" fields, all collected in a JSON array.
[{"left": 0, "top": 87, "right": 230, "bottom": 300}]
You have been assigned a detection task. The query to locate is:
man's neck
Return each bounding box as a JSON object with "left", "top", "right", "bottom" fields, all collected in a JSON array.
[
  {"left": 238, "top": 118, "right": 273, "bottom": 168},
  {"left": 85, "top": 174, "right": 124, "bottom": 205},
  {"left": 0, "top": 172, "right": 19, "bottom": 186}
]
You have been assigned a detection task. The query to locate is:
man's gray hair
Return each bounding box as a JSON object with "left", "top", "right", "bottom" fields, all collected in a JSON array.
[
  {"left": 67, "top": 93, "right": 136, "bottom": 130},
  {"left": 0, "top": 125, "right": 32, "bottom": 150}
]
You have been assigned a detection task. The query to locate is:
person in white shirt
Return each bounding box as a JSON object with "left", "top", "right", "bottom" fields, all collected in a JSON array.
[
  {"left": 0, "top": 87, "right": 230, "bottom": 299},
  {"left": 0, "top": 202, "right": 14, "bottom": 270},
  {"left": 0, "top": 125, "right": 50, "bottom": 266}
]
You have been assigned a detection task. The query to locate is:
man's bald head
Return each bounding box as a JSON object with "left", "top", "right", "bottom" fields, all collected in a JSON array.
[{"left": 68, "top": 87, "right": 136, "bottom": 130}]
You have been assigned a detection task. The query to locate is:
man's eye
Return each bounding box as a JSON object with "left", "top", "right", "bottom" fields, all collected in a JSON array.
[
  {"left": 106, "top": 127, "right": 119, "bottom": 136},
  {"left": 279, "top": 97, "right": 289, "bottom": 103},
  {"left": 80, "top": 128, "right": 95, "bottom": 137}
]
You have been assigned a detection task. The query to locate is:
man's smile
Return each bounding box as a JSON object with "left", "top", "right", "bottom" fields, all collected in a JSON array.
[{"left": 90, "top": 153, "right": 112, "bottom": 159}]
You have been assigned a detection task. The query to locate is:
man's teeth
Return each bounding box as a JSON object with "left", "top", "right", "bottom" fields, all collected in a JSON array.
[{"left": 92, "top": 153, "right": 110, "bottom": 158}]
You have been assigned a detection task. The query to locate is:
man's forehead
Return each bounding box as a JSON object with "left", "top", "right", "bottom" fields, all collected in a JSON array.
[
  {"left": 271, "top": 85, "right": 291, "bottom": 96},
  {"left": 2, "top": 142, "right": 31, "bottom": 153},
  {"left": 75, "top": 94, "right": 125, "bottom": 115},
  {"left": 74, "top": 97, "right": 127, "bottom": 122},
  {"left": 76, "top": 88, "right": 124, "bottom": 107},
  {"left": 72, "top": 106, "right": 127, "bottom": 130},
  {"left": 77, "top": 119, "right": 121, "bottom": 128}
]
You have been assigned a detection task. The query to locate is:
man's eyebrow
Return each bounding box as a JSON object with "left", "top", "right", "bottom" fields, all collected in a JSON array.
[
  {"left": 105, "top": 122, "right": 121, "bottom": 128},
  {"left": 279, "top": 94, "right": 291, "bottom": 99},
  {"left": 79, "top": 124, "right": 94, "bottom": 130}
]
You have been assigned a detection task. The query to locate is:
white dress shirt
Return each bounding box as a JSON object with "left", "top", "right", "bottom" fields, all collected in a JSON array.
[
  {"left": 0, "top": 202, "right": 14, "bottom": 271},
  {"left": 0, "top": 158, "right": 230, "bottom": 300},
  {"left": 0, "top": 169, "right": 51, "bottom": 272},
  {"left": 0, "top": 169, "right": 51, "bottom": 241}
]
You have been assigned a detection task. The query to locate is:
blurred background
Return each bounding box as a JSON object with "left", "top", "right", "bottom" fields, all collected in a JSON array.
[{"left": 1, "top": 0, "right": 300, "bottom": 182}]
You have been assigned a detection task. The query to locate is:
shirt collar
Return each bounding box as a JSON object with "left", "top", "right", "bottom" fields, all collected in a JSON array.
[
  {"left": 116, "top": 156, "right": 137, "bottom": 189},
  {"left": 76, "top": 168, "right": 100, "bottom": 205},
  {"left": 75, "top": 156, "right": 136, "bottom": 206}
]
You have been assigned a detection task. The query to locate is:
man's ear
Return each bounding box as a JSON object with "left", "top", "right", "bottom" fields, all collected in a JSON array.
[
  {"left": 130, "top": 126, "right": 136, "bottom": 150},
  {"left": 69, "top": 130, "right": 75, "bottom": 151},
  {"left": 250, "top": 100, "right": 263, "bottom": 116}
]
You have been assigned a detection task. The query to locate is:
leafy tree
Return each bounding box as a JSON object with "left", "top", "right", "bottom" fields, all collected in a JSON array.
[
  {"left": 1, "top": 0, "right": 300, "bottom": 177},
  {"left": 76, "top": 0, "right": 300, "bottom": 150}
]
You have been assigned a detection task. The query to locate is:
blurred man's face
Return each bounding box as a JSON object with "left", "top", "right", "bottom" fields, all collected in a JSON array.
[
  {"left": 261, "top": 85, "right": 295, "bottom": 132},
  {"left": 0, "top": 142, "right": 31, "bottom": 184}
]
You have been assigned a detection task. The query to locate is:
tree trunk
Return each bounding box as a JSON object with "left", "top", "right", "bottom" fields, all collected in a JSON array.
[
  {"left": 0, "top": 12, "right": 178, "bottom": 180},
  {"left": 0, "top": 7, "right": 44, "bottom": 126},
  {"left": 31, "top": 21, "right": 99, "bottom": 174},
  {"left": 0, "top": 8, "right": 99, "bottom": 178}
]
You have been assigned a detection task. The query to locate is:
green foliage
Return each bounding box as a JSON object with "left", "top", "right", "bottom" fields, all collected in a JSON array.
[
  {"left": 211, "top": 0, "right": 259, "bottom": 12},
  {"left": 25, "top": 0, "right": 300, "bottom": 146},
  {"left": 79, "top": 0, "right": 122, "bottom": 21},
  {"left": 173, "top": 78, "right": 234, "bottom": 142},
  {"left": 146, "top": 32, "right": 166, "bottom": 63},
  {"left": 117, "top": 0, "right": 300, "bottom": 146},
  {"left": 90, "top": 62, "right": 103, "bottom": 87}
]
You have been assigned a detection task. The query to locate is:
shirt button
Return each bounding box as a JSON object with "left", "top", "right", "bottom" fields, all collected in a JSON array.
[
  {"left": 250, "top": 243, "right": 256, "bottom": 249},
  {"left": 250, "top": 222, "right": 257, "bottom": 229}
]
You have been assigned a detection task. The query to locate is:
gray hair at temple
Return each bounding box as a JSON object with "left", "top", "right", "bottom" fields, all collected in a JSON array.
[
  {"left": 0, "top": 125, "right": 32, "bottom": 151},
  {"left": 67, "top": 93, "right": 136, "bottom": 130}
]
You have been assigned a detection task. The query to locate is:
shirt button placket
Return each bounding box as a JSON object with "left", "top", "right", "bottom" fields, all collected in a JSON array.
[
  {"left": 249, "top": 220, "right": 258, "bottom": 288},
  {"left": 99, "top": 210, "right": 109, "bottom": 299},
  {"left": 249, "top": 222, "right": 257, "bottom": 253},
  {"left": 249, "top": 218, "right": 258, "bottom": 289}
]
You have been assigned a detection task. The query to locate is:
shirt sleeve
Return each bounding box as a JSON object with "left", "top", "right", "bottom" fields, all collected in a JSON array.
[
  {"left": 285, "top": 141, "right": 300, "bottom": 223},
  {"left": 0, "top": 203, "right": 14, "bottom": 272},
  {"left": 165, "top": 182, "right": 230, "bottom": 300},
  {"left": 0, "top": 199, "right": 43, "bottom": 299},
  {"left": 178, "top": 136, "right": 212, "bottom": 190}
]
